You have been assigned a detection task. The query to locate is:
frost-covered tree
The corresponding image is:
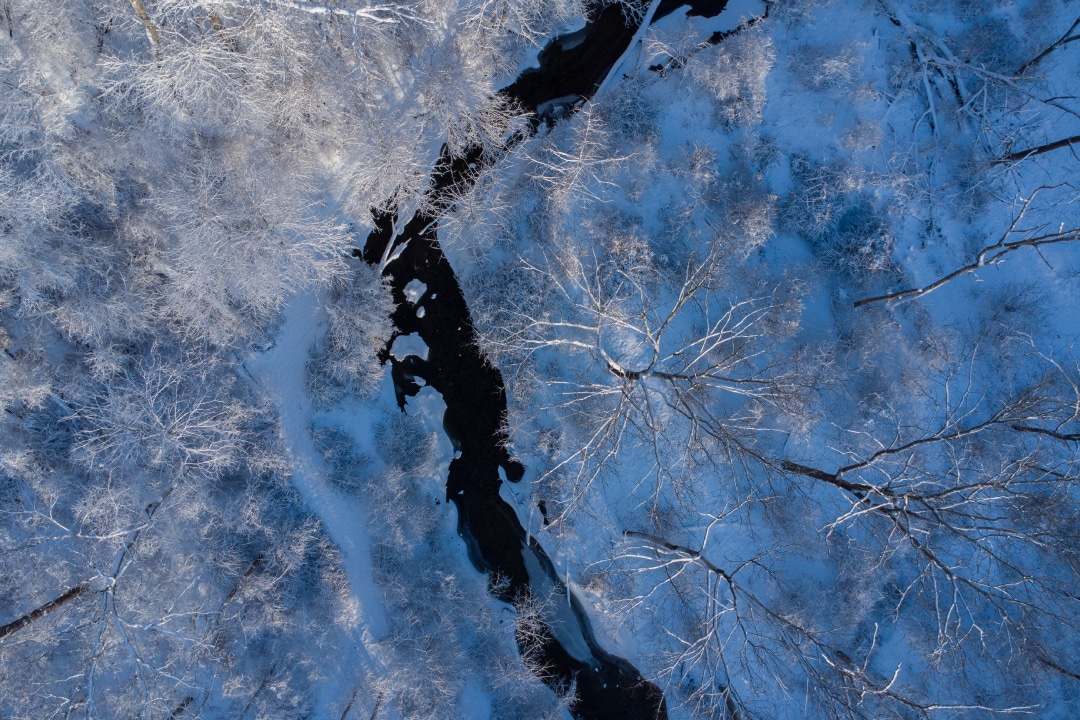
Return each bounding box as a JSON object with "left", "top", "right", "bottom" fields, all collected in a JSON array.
[
  {"left": 615, "top": 331, "right": 1080, "bottom": 719},
  {"left": 0, "top": 355, "right": 352, "bottom": 719},
  {"left": 152, "top": 153, "right": 352, "bottom": 347},
  {"left": 1, "top": 0, "right": 541, "bottom": 714},
  {"left": 307, "top": 258, "right": 395, "bottom": 407},
  {"left": 688, "top": 24, "right": 774, "bottom": 129}
]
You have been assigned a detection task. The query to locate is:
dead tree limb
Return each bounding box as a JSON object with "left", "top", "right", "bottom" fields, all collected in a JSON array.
[
  {"left": 854, "top": 226, "right": 1079, "bottom": 307},
  {"left": 992, "top": 134, "right": 1080, "bottom": 165},
  {"left": 1017, "top": 16, "right": 1080, "bottom": 75},
  {"left": 0, "top": 582, "right": 90, "bottom": 641},
  {"left": 128, "top": 0, "right": 159, "bottom": 44},
  {"left": 168, "top": 696, "right": 194, "bottom": 719},
  {"left": 854, "top": 188, "right": 1080, "bottom": 313}
]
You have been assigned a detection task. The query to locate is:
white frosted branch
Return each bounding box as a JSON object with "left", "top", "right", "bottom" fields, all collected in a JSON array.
[{"left": 210, "top": 0, "right": 423, "bottom": 24}]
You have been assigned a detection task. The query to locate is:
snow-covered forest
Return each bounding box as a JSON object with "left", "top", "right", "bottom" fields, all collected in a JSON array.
[{"left": 2, "top": 0, "right": 1079, "bottom": 717}]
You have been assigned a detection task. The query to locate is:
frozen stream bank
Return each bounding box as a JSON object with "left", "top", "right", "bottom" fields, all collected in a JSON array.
[{"left": 361, "top": 1, "right": 754, "bottom": 717}]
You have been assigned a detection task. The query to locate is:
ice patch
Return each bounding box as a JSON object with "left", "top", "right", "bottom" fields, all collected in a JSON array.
[
  {"left": 390, "top": 332, "right": 430, "bottom": 361},
  {"left": 404, "top": 279, "right": 428, "bottom": 304}
]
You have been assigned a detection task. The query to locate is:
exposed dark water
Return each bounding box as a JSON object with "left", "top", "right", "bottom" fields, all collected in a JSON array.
[
  {"left": 366, "top": 208, "right": 665, "bottom": 719},
  {"left": 362, "top": 2, "right": 733, "bottom": 717}
]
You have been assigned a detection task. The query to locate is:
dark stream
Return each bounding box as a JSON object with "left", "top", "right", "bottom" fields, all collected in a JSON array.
[{"left": 362, "top": 2, "right": 732, "bottom": 718}]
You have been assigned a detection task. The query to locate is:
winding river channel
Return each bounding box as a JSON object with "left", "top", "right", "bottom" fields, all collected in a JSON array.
[{"left": 362, "top": 2, "right": 736, "bottom": 717}]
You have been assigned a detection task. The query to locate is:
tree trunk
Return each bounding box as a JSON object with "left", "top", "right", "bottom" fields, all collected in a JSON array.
[
  {"left": 128, "top": 0, "right": 159, "bottom": 44},
  {"left": 993, "top": 135, "right": 1080, "bottom": 165},
  {"left": 0, "top": 583, "right": 89, "bottom": 641}
]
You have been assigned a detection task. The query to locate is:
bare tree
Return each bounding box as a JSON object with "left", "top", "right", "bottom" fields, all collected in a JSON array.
[
  {"left": 462, "top": 0, "right": 584, "bottom": 52},
  {"left": 562, "top": 299, "right": 1080, "bottom": 720},
  {"left": 778, "top": 340, "right": 1080, "bottom": 663},
  {"left": 687, "top": 24, "right": 774, "bottom": 129},
  {"left": 526, "top": 109, "right": 629, "bottom": 213},
  {"left": 209, "top": 0, "right": 430, "bottom": 25},
  {"left": 619, "top": 525, "right": 1041, "bottom": 720},
  {"left": 489, "top": 233, "right": 807, "bottom": 525},
  {"left": 307, "top": 258, "right": 396, "bottom": 407},
  {"left": 73, "top": 359, "right": 250, "bottom": 480},
  {"left": 876, "top": 0, "right": 1080, "bottom": 159},
  {"left": 1, "top": 405, "right": 354, "bottom": 719}
]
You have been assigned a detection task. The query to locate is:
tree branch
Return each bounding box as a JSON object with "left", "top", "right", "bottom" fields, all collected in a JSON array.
[
  {"left": 0, "top": 582, "right": 90, "bottom": 641},
  {"left": 210, "top": 0, "right": 425, "bottom": 24},
  {"left": 128, "top": 0, "right": 159, "bottom": 44},
  {"left": 854, "top": 227, "right": 1080, "bottom": 308},
  {"left": 1017, "top": 16, "right": 1080, "bottom": 75},
  {"left": 1011, "top": 424, "right": 1080, "bottom": 442},
  {"left": 992, "top": 134, "right": 1080, "bottom": 165}
]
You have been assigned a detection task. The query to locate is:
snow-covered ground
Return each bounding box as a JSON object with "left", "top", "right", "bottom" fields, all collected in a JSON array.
[{"left": 244, "top": 291, "right": 388, "bottom": 641}]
